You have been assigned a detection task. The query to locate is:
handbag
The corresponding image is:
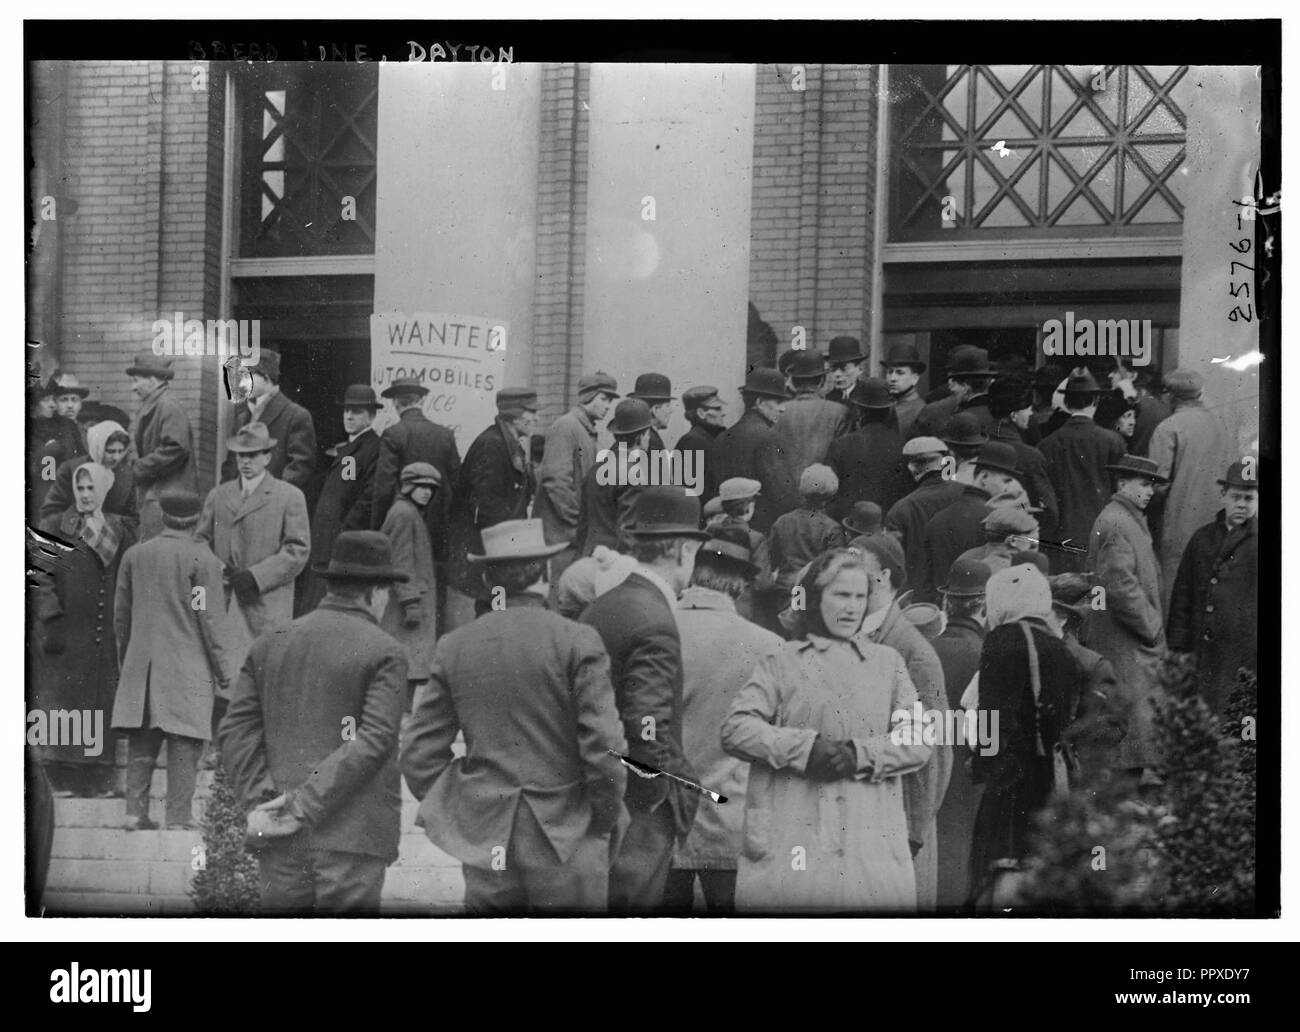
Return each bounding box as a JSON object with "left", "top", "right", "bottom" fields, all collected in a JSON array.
[{"left": 1018, "top": 621, "right": 1076, "bottom": 794}]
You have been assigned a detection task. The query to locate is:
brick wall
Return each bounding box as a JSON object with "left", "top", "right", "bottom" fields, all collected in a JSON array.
[
  {"left": 32, "top": 61, "right": 223, "bottom": 492},
  {"left": 748, "top": 64, "right": 879, "bottom": 363}
]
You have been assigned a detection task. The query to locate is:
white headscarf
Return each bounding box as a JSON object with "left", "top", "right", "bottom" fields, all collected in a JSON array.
[
  {"left": 985, "top": 563, "right": 1058, "bottom": 635},
  {"left": 71, "top": 462, "right": 119, "bottom": 565},
  {"left": 86, "top": 420, "right": 128, "bottom": 466}
]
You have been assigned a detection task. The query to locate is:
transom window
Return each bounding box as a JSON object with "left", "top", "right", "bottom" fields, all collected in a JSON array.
[{"left": 890, "top": 65, "right": 1191, "bottom": 240}]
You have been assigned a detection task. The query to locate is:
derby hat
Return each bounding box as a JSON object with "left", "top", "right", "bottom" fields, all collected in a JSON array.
[
  {"left": 940, "top": 412, "right": 989, "bottom": 448},
  {"left": 608, "top": 398, "right": 655, "bottom": 436},
  {"left": 947, "top": 347, "right": 994, "bottom": 379},
  {"left": 158, "top": 488, "right": 202, "bottom": 521},
  {"left": 682, "top": 385, "right": 722, "bottom": 412},
  {"left": 1218, "top": 459, "right": 1259, "bottom": 490},
  {"left": 974, "top": 441, "right": 1023, "bottom": 478},
  {"left": 1105, "top": 454, "right": 1168, "bottom": 483},
  {"left": 827, "top": 336, "right": 868, "bottom": 365},
  {"left": 227, "top": 421, "right": 277, "bottom": 454},
  {"left": 881, "top": 342, "right": 927, "bottom": 372},
  {"left": 842, "top": 500, "right": 884, "bottom": 537},
  {"left": 719, "top": 477, "right": 761, "bottom": 503},
  {"left": 849, "top": 376, "right": 895, "bottom": 409},
  {"left": 313, "top": 530, "right": 410, "bottom": 582},
  {"left": 1062, "top": 366, "right": 1104, "bottom": 396},
  {"left": 50, "top": 373, "right": 90, "bottom": 398},
  {"left": 381, "top": 376, "right": 429, "bottom": 399},
  {"left": 125, "top": 351, "right": 175, "bottom": 380},
  {"left": 467, "top": 518, "right": 567, "bottom": 564},
  {"left": 777, "top": 348, "right": 800, "bottom": 376},
  {"left": 740, "top": 367, "right": 793, "bottom": 400},
  {"left": 337, "top": 384, "right": 382, "bottom": 409},
  {"left": 577, "top": 370, "right": 620, "bottom": 402},
  {"left": 625, "top": 485, "right": 709, "bottom": 539},
  {"left": 941, "top": 556, "right": 993, "bottom": 597},
  {"left": 628, "top": 373, "right": 673, "bottom": 403},
  {"left": 788, "top": 349, "right": 828, "bottom": 379}
]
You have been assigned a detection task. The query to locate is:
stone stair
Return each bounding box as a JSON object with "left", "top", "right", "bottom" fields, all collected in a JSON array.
[{"left": 40, "top": 768, "right": 466, "bottom": 916}]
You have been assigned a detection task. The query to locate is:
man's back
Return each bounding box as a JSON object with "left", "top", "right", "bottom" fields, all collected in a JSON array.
[
  {"left": 776, "top": 395, "right": 850, "bottom": 479},
  {"left": 370, "top": 409, "right": 461, "bottom": 548}
]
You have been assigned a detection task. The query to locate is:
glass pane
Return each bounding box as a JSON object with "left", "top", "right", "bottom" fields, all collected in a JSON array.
[
  {"left": 1126, "top": 70, "right": 1155, "bottom": 130},
  {"left": 1133, "top": 101, "right": 1184, "bottom": 136},
  {"left": 1057, "top": 103, "right": 1109, "bottom": 142},
  {"left": 1011, "top": 153, "right": 1042, "bottom": 216}
]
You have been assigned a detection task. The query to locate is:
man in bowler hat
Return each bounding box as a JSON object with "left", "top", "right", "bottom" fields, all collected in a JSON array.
[
  {"left": 628, "top": 373, "right": 675, "bottom": 453},
  {"left": 775, "top": 349, "right": 851, "bottom": 477},
  {"left": 705, "top": 368, "right": 798, "bottom": 533},
  {"left": 824, "top": 335, "right": 868, "bottom": 406},
  {"left": 825, "top": 376, "right": 914, "bottom": 520},
  {"left": 881, "top": 343, "right": 928, "bottom": 437}
]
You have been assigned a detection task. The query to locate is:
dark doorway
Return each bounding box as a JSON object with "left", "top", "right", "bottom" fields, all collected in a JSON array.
[{"left": 929, "top": 326, "right": 1038, "bottom": 386}]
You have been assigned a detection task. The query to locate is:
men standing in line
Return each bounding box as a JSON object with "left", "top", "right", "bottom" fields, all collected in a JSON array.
[
  {"left": 881, "top": 342, "right": 928, "bottom": 438},
  {"left": 627, "top": 373, "right": 675, "bottom": 453},
  {"left": 986, "top": 373, "right": 1058, "bottom": 534},
  {"left": 220, "top": 349, "right": 317, "bottom": 491},
  {"left": 126, "top": 352, "right": 197, "bottom": 540},
  {"left": 823, "top": 335, "right": 868, "bottom": 407},
  {"left": 534, "top": 371, "right": 620, "bottom": 587},
  {"left": 1166, "top": 459, "right": 1258, "bottom": 715},
  {"left": 675, "top": 385, "right": 728, "bottom": 460},
  {"left": 1147, "top": 369, "right": 1233, "bottom": 610},
  {"left": 1084, "top": 455, "right": 1168, "bottom": 779},
  {"left": 302, "top": 385, "right": 382, "bottom": 613},
  {"left": 403, "top": 518, "right": 628, "bottom": 914},
  {"left": 775, "top": 349, "right": 851, "bottom": 478},
  {"left": 573, "top": 399, "right": 654, "bottom": 557},
  {"left": 910, "top": 346, "right": 997, "bottom": 439},
  {"left": 824, "top": 376, "right": 913, "bottom": 521},
  {"left": 220, "top": 531, "right": 408, "bottom": 914},
  {"left": 706, "top": 368, "right": 798, "bottom": 533},
  {"left": 886, "top": 436, "right": 964, "bottom": 587},
  {"left": 1038, "top": 368, "right": 1126, "bottom": 572},
  {"left": 581, "top": 486, "right": 705, "bottom": 913},
  {"left": 666, "top": 529, "right": 782, "bottom": 914}
]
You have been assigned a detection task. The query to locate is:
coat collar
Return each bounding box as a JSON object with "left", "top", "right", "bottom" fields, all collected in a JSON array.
[
  {"left": 249, "top": 388, "right": 287, "bottom": 422},
  {"left": 222, "top": 469, "right": 280, "bottom": 521},
  {"left": 1108, "top": 492, "right": 1152, "bottom": 529},
  {"left": 800, "top": 632, "right": 867, "bottom": 659},
  {"left": 942, "top": 614, "right": 986, "bottom": 639},
  {"left": 855, "top": 600, "right": 902, "bottom": 646},
  {"left": 568, "top": 405, "right": 597, "bottom": 436},
  {"left": 317, "top": 595, "right": 379, "bottom": 624},
  {"left": 502, "top": 591, "right": 550, "bottom": 611},
  {"left": 1216, "top": 511, "right": 1256, "bottom": 553},
  {"left": 399, "top": 407, "right": 429, "bottom": 424}
]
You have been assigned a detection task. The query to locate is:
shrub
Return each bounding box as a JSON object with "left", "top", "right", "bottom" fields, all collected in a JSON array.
[{"left": 188, "top": 762, "right": 260, "bottom": 915}]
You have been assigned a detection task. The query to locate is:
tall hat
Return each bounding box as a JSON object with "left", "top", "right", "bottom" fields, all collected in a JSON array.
[
  {"left": 608, "top": 398, "right": 655, "bottom": 436},
  {"left": 1217, "top": 459, "right": 1259, "bottom": 489},
  {"left": 849, "top": 376, "right": 895, "bottom": 409},
  {"left": 881, "top": 342, "right": 927, "bottom": 372},
  {"left": 625, "top": 486, "right": 709, "bottom": 539},
  {"left": 827, "top": 336, "right": 868, "bottom": 365},
  {"left": 467, "top": 518, "right": 567, "bottom": 564},
  {"left": 313, "top": 531, "right": 410, "bottom": 582},
  {"left": 788, "top": 349, "right": 828, "bottom": 379},
  {"left": 226, "top": 421, "right": 277, "bottom": 453},
  {"left": 740, "top": 367, "right": 793, "bottom": 400},
  {"left": 628, "top": 373, "right": 673, "bottom": 403},
  {"left": 381, "top": 376, "right": 429, "bottom": 399},
  {"left": 125, "top": 351, "right": 175, "bottom": 380},
  {"left": 1105, "top": 454, "right": 1169, "bottom": 483},
  {"left": 337, "top": 384, "right": 382, "bottom": 409},
  {"left": 577, "top": 370, "right": 620, "bottom": 402}
]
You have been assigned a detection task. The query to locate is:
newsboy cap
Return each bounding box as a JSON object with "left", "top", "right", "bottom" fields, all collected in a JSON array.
[
  {"left": 496, "top": 387, "right": 538, "bottom": 413},
  {"left": 1162, "top": 369, "right": 1204, "bottom": 401},
  {"left": 719, "top": 477, "right": 761, "bottom": 503},
  {"left": 577, "top": 370, "right": 620, "bottom": 402},
  {"left": 902, "top": 436, "right": 949, "bottom": 458},
  {"left": 125, "top": 351, "right": 175, "bottom": 380},
  {"left": 799, "top": 463, "right": 839, "bottom": 497},
  {"left": 983, "top": 506, "right": 1039, "bottom": 536},
  {"left": 682, "top": 385, "right": 722, "bottom": 412},
  {"left": 399, "top": 462, "right": 442, "bottom": 488}
]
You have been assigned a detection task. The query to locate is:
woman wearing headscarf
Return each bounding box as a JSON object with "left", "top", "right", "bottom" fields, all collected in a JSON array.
[
  {"left": 39, "top": 420, "right": 138, "bottom": 529},
  {"left": 964, "top": 563, "right": 1084, "bottom": 909},
  {"left": 380, "top": 462, "right": 441, "bottom": 703},
  {"left": 32, "top": 462, "right": 136, "bottom": 796},
  {"left": 722, "top": 550, "right": 932, "bottom": 912}
]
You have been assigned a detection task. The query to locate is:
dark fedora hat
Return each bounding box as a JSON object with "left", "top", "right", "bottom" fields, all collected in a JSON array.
[
  {"left": 608, "top": 398, "right": 655, "bottom": 436},
  {"left": 381, "top": 376, "right": 429, "bottom": 399},
  {"left": 158, "top": 488, "right": 203, "bottom": 522},
  {"left": 941, "top": 556, "right": 993, "bottom": 597},
  {"left": 226, "top": 421, "right": 277, "bottom": 454},
  {"left": 1218, "top": 459, "right": 1259, "bottom": 490},
  {"left": 849, "top": 376, "right": 895, "bottom": 410},
  {"left": 947, "top": 347, "right": 994, "bottom": 379},
  {"left": 246, "top": 349, "right": 281, "bottom": 383},
  {"left": 842, "top": 500, "right": 884, "bottom": 537},
  {"left": 125, "top": 351, "right": 176, "bottom": 380},
  {"left": 625, "top": 485, "right": 709, "bottom": 539},
  {"left": 696, "top": 526, "right": 759, "bottom": 576},
  {"left": 940, "top": 412, "right": 989, "bottom": 448},
  {"left": 628, "top": 372, "right": 673, "bottom": 403},
  {"left": 337, "top": 384, "right": 382, "bottom": 409},
  {"left": 1062, "top": 366, "right": 1105, "bottom": 396},
  {"left": 827, "top": 335, "right": 867, "bottom": 365},
  {"left": 314, "top": 531, "right": 410, "bottom": 582},
  {"left": 740, "top": 367, "right": 793, "bottom": 400},
  {"left": 974, "top": 441, "right": 1022, "bottom": 478},
  {"left": 881, "top": 342, "right": 926, "bottom": 373},
  {"left": 788, "top": 349, "right": 827, "bottom": 379},
  {"left": 1106, "top": 454, "right": 1168, "bottom": 483}
]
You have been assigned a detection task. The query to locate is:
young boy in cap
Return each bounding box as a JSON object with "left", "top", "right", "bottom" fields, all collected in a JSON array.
[
  {"left": 767, "top": 464, "right": 847, "bottom": 596},
  {"left": 675, "top": 385, "right": 727, "bottom": 456},
  {"left": 380, "top": 462, "right": 442, "bottom": 702},
  {"left": 710, "top": 477, "right": 772, "bottom": 624}
]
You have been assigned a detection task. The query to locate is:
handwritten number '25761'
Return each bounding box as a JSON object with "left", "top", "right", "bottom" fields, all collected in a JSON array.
[{"left": 1228, "top": 229, "right": 1253, "bottom": 323}]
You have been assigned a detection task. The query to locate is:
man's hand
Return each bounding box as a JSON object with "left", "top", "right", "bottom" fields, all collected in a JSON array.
[
  {"left": 244, "top": 793, "right": 302, "bottom": 850},
  {"left": 806, "top": 736, "right": 856, "bottom": 781},
  {"left": 226, "top": 567, "right": 261, "bottom": 607},
  {"left": 401, "top": 599, "right": 422, "bottom": 629}
]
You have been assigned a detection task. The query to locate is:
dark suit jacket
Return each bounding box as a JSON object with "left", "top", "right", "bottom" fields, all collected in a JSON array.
[
  {"left": 1038, "top": 414, "right": 1126, "bottom": 569},
  {"left": 401, "top": 594, "right": 628, "bottom": 867},
  {"left": 988, "top": 418, "right": 1059, "bottom": 535},
  {"left": 219, "top": 597, "right": 407, "bottom": 862},
  {"left": 369, "top": 408, "right": 461, "bottom": 561},
  {"left": 915, "top": 484, "right": 991, "bottom": 603},
  {"left": 674, "top": 422, "right": 723, "bottom": 458},
  {"left": 824, "top": 421, "right": 914, "bottom": 521},
  {"left": 705, "top": 409, "right": 798, "bottom": 532},
  {"left": 221, "top": 390, "right": 318, "bottom": 489},
  {"left": 302, "top": 427, "right": 381, "bottom": 611},
  {"left": 581, "top": 572, "right": 699, "bottom": 840},
  {"left": 886, "top": 472, "right": 967, "bottom": 585}
]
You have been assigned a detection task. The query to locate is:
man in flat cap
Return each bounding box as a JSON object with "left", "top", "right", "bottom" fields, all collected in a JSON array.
[
  {"left": 675, "top": 385, "right": 728, "bottom": 459},
  {"left": 705, "top": 368, "right": 798, "bottom": 533},
  {"left": 1166, "top": 458, "right": 1258, "bottom": 714},
  {"left": 447, "top": 387, "right": 539, "bottom": 615},
  {"left": 302, "top": 385, "right": 383, "bottom": 612},
  {"left": 221, "top": 531, "right": 409, "bottom": 914},
  {"left": 1038, "top": 367, "right": 1127, "bottom": 573},
  {"left": 628, "top": 373, "right": 674, "bottom": 453},
  {"left": 1147, "top": 369, "right": 1234, "bottom": 610},
  {"left": 955, "top": 505, "right": 1041, "bottom": 576},
  {"left": 535, "top": 371, "right": 620, "bottom": 588},
  {"left": 775, "top": 349, "right": 851, "bottom": 478},
  {"left": 220, "top": 349, "right": 317, "bottom": 491},
  {"left": 403, "top": 519, "right": 628, "bottom": 914},
  {"left": 886, "top": 436, "right": 965, "bottom": 589},
  {"left": 126, "top": 352, "right": 197, "bottom": 540},
  {"left": 825, "top": 376, "right": 913, "bottom": 521},
  {"left": 882, "top": 342, "right": 928, "bottom": 438}
]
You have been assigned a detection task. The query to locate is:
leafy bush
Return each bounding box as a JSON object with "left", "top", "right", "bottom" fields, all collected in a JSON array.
[{"left": 188, "top": 762, "right": 260, "bottom": 915}]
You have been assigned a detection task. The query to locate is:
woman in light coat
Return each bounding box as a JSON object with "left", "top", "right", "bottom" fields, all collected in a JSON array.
[{"left": 722, "top": 549, "right": 931, "bottom": 912}]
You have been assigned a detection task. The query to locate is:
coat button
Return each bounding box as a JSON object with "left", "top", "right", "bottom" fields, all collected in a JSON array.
[
  {"left": 1210, "top": 577, "right": 1218, "bottom": 585},
  {"left": 1205, "top": 605, "right": 1215, "bottom": 613}
]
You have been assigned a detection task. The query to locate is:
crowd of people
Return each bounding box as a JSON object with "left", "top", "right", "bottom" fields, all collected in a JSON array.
[{"left": 25, "top": 334, "right": 1258, "bottom": 915}]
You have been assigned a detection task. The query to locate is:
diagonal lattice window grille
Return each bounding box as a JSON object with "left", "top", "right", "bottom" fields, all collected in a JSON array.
[{"left": 889, "top": 65, "right": 1190, "bottom": 241}]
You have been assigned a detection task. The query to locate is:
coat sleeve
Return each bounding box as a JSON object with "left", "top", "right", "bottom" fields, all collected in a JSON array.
[
  {"left": 340, "top": 443, "right": 379, "bottom": 532},
  {"left": 219, "top": 640, "right": 279, "bottom": 806},
  {"left": 1027, "top": 453, "right": 1060, "bottom": 535},
  {"left": 113, "top": 548, "right": 134, "bottom": 667},
  {"left": 539, "top": 418, "right": 583, "bottom": 533},
  {"left": 289, "top": 648, "right": 406, "bottom": 826},
  {"left": 721, "top": 652, "right": 819, "bottom": 772},
  {"left": 248, "top": 488, "right": 311, "bottom": 593},
  {"left": 369, "top": 429, "right": 401, "bottom": 530},
  {"left": 757, "top": 435, "right": 800, "bottom": 521},
  {"left": 400, "top": 648, "right": 459, "bottom": 802},
  {"left": 1165, "top": 533, "right": 1199, "bottom": 651},
  {"left": 569, "top": 625, "right": 630, "bottom": 828},
  {"left": 133, "top": 402, "right": 192, "bottom": 487},
  {"left": 852, "top": 654, "right": 932, "bottom": 781},
  {"left": 194, "top": 553, "right": 234, "bottom": 691},
  {"left": 469, "top": 436, "right": 518, "bottom": 527},
  {"left": 1094, "top": 521, "right": 1163, "bottom": 646},
  {"left": 383, "top": 508, "right": 427, "bottom": 607},
  {"left": 617, "top": 618, "right": 684, "bottom": 801},
  {"left": 899, "top": 639, "right": 951, "bottom": 845},
  {"left": 281, "top": 406, "right": 318, "bottom": 489}
]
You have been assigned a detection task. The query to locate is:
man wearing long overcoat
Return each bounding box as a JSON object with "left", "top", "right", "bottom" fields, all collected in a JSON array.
[
  {"left": 824, "top": 377, "right": 913, "bottom": 521},
  {"left": 705, "top": 369, "right": 798, "bottom": 533},
  {"left": 775, "top": 349, "right": 851, "bottom": 479},
  {"left": 127, "top": 352, "right": 196, "bottom": 540}
]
